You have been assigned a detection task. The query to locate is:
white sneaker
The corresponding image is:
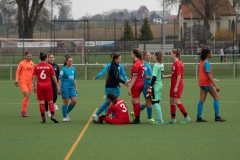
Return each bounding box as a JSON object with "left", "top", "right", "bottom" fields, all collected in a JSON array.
[
  {"left": 46, "top": 111, "right": 51, "bottom": 117},
  {"left": 54, "top": 104, "right": 58, "bottom": 111},
  {"left": 67, "top": 114, "right": 70, "bottom": 121},
  {"left": 62, "top": 117, "right": 69, "bottom": 122},
  {"left": 92, "top": 114, "right": 98, "bottom": 121}
]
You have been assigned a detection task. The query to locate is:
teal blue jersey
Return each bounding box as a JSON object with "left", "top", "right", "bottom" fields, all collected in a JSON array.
[
  {"left": 59, "top": 66, "right": 76, "bottom": 89},
  {"left": 152, "top": 63, "right": 164, "bottom": 86},
  {"left": 143, "top": 61, "right": 152, "bottom": 84}
]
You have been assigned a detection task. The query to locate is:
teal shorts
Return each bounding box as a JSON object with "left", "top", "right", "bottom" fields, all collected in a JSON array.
[{"left": 200, "top": 86, "right": 214, "bottom": 91}]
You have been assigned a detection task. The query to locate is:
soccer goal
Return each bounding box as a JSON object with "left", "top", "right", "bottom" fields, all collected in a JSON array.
[{"left": 0, "top": 38, "right": 85, "bottom": 64}]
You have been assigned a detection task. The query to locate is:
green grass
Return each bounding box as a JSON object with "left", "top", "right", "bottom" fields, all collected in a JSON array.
[
  {"left": 0, "top": 79, "right": 240, "bottom": 159},
  {"left": 0, "top": 53, "right": 240, "bottom": 80}
]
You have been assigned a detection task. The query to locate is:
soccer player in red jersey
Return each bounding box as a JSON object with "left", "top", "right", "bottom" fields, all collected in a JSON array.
[
  {"left": 15, "top": 51, "right": 34, "bottom": 117},
  {"left": 128, "top": 48, "right": 144, "bottom": 124},
  {"left": 32, "top": 52, "right": 59, "bottom": 123},
  {"left": 197, "top": 49, "right": 226, "bottom": 122},
  {"left": 163, "top": 49, "right": 191, "bottom": 124},
  {"left": 97, "top": 93, "right": 130, "bottom": 124}
]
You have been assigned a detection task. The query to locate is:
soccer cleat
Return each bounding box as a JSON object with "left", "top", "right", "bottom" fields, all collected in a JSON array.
[
  {"left": 130, "top": 119, "right": 140, "bottom": 124},
  {"left": 215, "top": 116, "right": 226, "bottom": 122},
  {"left": 92, "top": 114, "right": 98, "bottom": 122},
  {"left": 93, "top": 120, "right": 100, "bottom": 124},
  {"left": 51, "top": 116, "right": 59, "bottom": 123},
  {"left": 62, "top": 117, "right": 69, "bottom": 122},
  {"left": 41, "top": 118, "right": 46, "bottom": 123},
  {"left": 21, "top": 111, "right": 28, "bottom": 117},
  {"left": 180, "top": 117, "right": 191, "bottom": 124},
  {"left": 196, "top": 117, "right": 208, "bottom": 122},
  {"left": 149, "top": 119, "right": 164, "bottom": 125},
  {"left": 130, "top": 112, "right": 135, "bottom": 120},
  {"left": 54, "top": 104, "right": 58, "bottom": 111},
  {"left": 46, "top": 111, "right": 51, "bottom": 117},
  {"left": 165, "top": 119, "right": 177, "bottom": 124},
  {"left": 148, "top": 118, "right": 155, "bottom": 122}
]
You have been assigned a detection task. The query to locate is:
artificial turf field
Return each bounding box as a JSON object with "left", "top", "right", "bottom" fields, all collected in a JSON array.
[{"left": 0, "top": 78, "right": 239, "bottom": 160}]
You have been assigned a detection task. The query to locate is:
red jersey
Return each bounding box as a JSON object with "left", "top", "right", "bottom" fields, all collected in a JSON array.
[
  {"left": 131, "top": 59, "right": 144, "bottom": 82},
  {"left": 33, "top": 62, "right": 55, "bottom": 84},
  {"left": 107, "top": 99, "right": 129, "bottom": 119},
  {"left": 199, "top": 60, "right": 213, "bottom": 86},
  {"left": 171, "top": 60, "right": 184, "bottom": 84}
]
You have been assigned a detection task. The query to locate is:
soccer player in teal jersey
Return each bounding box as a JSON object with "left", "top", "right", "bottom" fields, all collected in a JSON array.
[
  {"left": 147, "top": 51, "right": 164, "bottom": 124},
  {"left": 131, "top": 51, "right": 154, "bottom": 122},
  {"left": 58, "top": 56, "right": 78, "bottom": 122}
]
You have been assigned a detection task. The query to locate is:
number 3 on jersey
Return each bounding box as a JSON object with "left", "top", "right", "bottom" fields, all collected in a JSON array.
[
  {"left": 40, "top": 70, "right": 46, "bottom": 79},
  {"left": 120, "top": 103, "right": 127, "bottom": 112}
]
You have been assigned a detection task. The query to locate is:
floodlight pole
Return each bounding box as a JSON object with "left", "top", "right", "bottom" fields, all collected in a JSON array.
[
  {"left": 162, "top": 0, "right": 165, "bottom": 44},
  {"left": 214, "top": 13, "right": 215, "bottom": 56},
  {"left": 191, "top": 13, "right": 193, "bottom": 55}
]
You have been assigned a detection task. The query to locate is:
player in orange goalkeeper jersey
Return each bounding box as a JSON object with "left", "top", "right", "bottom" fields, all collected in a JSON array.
[{"left": 15, "top": 51, "right": 35, "bottom": 117}]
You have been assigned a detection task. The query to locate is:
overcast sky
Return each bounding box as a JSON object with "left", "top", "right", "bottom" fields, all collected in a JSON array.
[{"left": 71, "top": 0, "right": 178, "bottom": 19}]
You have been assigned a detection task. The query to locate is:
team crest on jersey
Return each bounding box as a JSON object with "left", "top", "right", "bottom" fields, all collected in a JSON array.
[{"left": 60, "top": 71, "right": 63, "bottom": 75}]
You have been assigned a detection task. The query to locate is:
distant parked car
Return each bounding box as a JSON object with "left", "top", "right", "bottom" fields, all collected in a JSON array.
[{"left": 185, "top": 44, "right": 198, "bottom": 49}]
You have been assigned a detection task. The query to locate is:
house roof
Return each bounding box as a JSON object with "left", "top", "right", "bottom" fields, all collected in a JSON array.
[
  {"left": 165, "top": 15, "right": 177, "bottom": 20},
  {"left": 138, "top": 5, "right": 149, "bottom": 13},
  {"left": 153, "top": 15, "right": 163, "bottom": 19},
  {"left": 179, "top": 0, "right": 237, "bottom": 19}
]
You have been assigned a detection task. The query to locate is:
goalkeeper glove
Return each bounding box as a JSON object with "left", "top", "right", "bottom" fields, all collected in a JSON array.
[{"left": 146, "top": 86, "right": 153, "bottom": 97}]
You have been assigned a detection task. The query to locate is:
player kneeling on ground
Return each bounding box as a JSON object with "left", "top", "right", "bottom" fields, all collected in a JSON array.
[{"left": 94, "top": 92, "right": 130, "bottom": 124}]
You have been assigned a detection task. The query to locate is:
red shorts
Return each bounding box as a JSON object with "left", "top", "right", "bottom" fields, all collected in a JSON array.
[
  {"left": 37, "top": 82, "right": 53, "bottom": 101},
  {"left": 99, "top": 116, "right": 129, "bottom": 124},
  {"left": 170, "top": 83, "right": 184, "bottom": 98},
  {"left": 131, "top": 81, "right": 144, "bottom": 98}
]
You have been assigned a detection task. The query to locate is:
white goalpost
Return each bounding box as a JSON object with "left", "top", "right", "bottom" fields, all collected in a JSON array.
[{"left": 0, "top": 38, "right": 85, "bottom": 64}]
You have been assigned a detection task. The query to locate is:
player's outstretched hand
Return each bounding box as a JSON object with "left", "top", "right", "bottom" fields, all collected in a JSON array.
[{"left": 93, "top": 76, "right": 97, "bottom": 80}]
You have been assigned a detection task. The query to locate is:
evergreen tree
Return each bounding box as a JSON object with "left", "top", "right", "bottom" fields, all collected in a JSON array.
[
  {"left": 122, "top": 19, "right": 134, "bottom": 41},
  {"left": 0, "top": 13, "right": 3, "bottom": 25},
  {"left": 139, "top": 17, "right": 153, "bottom": 41}
]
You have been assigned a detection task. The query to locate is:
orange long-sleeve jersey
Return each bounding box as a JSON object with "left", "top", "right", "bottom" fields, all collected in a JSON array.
[{"left": 15, "top": 60, "right": 34, "bottom": 84}]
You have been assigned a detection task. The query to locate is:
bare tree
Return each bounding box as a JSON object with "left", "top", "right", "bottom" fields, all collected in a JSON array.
[
  {"left": 166, "top": 0, "right": 230, "bottom": 30},
  {"left": 1, "top": 0, "right": 71, "bottom": 38}
]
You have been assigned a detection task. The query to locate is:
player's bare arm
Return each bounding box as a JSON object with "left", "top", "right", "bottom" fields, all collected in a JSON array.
[
  {"left": 207, "top": 73, "right": 220, "bottom": 92},
  {"left": 32, "top": 75, "right": 37, "bottom": 93}
]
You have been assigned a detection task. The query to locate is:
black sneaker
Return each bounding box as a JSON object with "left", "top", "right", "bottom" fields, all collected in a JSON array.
[
  {"left": 41, "top": 118, "right": 46, "bottom": 123},
  {"left": 51, "top": 116, "right": 59, "bottom": 123},
  {"left": 130, "top": 119, "right": 140, "bottom": 124},
  {"left": 196, "top": 117, "right": 208, "bottom": 122},
  {"left": 215, "top": 116, "right": 226, "bottom": 122},
  {"left": 93, "top": 120, "right": 99, "bottom": 124}
]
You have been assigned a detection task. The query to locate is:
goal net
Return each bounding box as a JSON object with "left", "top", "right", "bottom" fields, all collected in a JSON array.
[{"left": 0, "top": 38, "right": 85, "bottom": 64}]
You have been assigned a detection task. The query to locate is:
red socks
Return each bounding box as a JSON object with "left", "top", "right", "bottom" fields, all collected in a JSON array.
[
  {"left": 133, "top": 103, "right": 140, "bottom": 119},
  {"left": 177, "top": 103, "right": 188, "bottom": 118},
  {"left": 170, "top": 105, "right": 176, "bottom": 119},
  {"left": 39, "top": 104, "right": 45, "bottom": 119}
]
